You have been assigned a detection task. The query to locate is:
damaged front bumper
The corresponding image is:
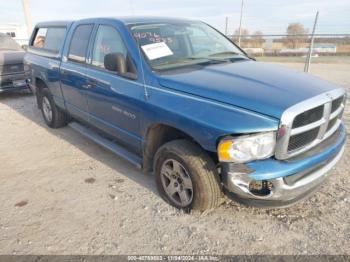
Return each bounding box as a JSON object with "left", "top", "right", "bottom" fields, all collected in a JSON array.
[{"left": 222, "top": 124, "right": 346, "bottom": 207}]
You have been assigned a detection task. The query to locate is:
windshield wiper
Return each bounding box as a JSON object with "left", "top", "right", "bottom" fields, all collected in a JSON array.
[
  {"left": 152, "top": 56, "right": 229, "bottom": 71},
  {"left": 209, "top": 51, "right": 240, "bottom": 57},
  {"left": 156, "top": 57, "right": 228, "bottom": 67},
  {"left": 209, "top": 51, "right": 252, "bottom": 61},
  {"left": 187, "top": 56, "right": 229, "bottom": 64}
]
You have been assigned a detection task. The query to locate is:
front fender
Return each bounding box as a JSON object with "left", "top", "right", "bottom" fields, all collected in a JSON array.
[{"left": 141, "top": 85, "right": 279, "bottom": 152}]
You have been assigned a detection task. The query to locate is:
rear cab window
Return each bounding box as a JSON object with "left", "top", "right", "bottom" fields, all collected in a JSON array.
[{"left": 31, "top": 27, "right": 66, "bottom": 53}]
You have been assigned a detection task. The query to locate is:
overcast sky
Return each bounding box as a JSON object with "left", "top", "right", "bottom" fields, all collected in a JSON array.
[{"left": 1, "top": 0, "right": 350, "bottom": 35}]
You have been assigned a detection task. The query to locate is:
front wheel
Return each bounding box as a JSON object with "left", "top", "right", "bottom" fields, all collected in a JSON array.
[{"left": 154, "top": 139, "right": 222, "bottom": 212}]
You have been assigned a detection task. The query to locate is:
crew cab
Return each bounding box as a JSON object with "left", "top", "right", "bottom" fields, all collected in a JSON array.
[{"left": 24, "top": 17, "right": 347, "bottom": 211}]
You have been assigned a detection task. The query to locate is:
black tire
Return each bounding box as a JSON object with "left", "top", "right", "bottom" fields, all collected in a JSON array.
[
  {"left": 154, "top": 139, "right": 222, "bottom": 212},
  {"left": 40, "top": 89, "right": 67, "bottom": 128},
  {"left": 35, "top": 89, "right": 42, "bottom": 109}
]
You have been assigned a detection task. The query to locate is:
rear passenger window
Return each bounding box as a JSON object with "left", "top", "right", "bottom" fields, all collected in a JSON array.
[
  {"left": 32, "top": 27, "right": 66, "bottom": 52},
  {"left": 91, "top": 25, "right": 127, "bottom": 69},
  {"left": 33, "top": 28, "right": 47, "bottom": 48},
  {"left": 68, "top": 24, "right": 93, "bottom": 64},
  {"left": 44, "top": 28, "right": 66, "bottom": 52}
]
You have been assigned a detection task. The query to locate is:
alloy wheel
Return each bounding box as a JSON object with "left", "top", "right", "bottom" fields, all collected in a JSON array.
[{"left": 160, "top": 159, "right": 194, "bottom": 207}]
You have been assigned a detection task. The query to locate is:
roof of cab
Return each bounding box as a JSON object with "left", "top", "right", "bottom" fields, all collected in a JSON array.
[
  {"left": 35, "top": 16, "right": 198, "bottom": 28},
  {"left": 115, "top": 16, "right": 198, "bottom": 24},
  {"left": 35, "top": 20, "right": 73, "bottom": 27}
]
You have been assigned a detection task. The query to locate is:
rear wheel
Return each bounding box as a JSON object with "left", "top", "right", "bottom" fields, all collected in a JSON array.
[
  {"left": 41, "top": 89, "right": 67, "bottom": 128},
  {"left": 154, "top": 139, "right": 221, "bottom": 212}
]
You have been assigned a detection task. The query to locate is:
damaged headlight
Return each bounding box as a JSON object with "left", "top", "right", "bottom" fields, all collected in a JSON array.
[{"left": 218, "top": 132, "right": 276, "bottom": 163}]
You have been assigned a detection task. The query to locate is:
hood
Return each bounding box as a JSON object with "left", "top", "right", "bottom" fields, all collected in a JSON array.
[
  {"left": 157, "top": 61, "right": 340, "bottom": 118},
  {"left": 0, "top": 50, "right": 25, "bottom": 66}
]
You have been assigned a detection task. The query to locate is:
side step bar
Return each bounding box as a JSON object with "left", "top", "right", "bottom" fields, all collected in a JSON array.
[{"left": 69, "top": 122, "right": 142, "bottom": 169}]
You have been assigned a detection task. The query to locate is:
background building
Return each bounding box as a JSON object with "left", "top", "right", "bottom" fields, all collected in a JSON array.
[{"left": 0, "top": 23, "right": 28, "bottom": 46}]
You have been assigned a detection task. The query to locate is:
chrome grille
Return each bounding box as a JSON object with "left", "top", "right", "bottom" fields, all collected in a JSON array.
[
  {"left": 327, "top": 117, "right": 338, "bottom": 132},
  {"left": 288, "top": 127, "right": 320, "bottom": 151},
  {"left": 331, "top": 96, "right": 343, "bottom": 113},
  {"left": 275, "top": 88, "right": 346, "bottom": 160},
  {"left": 292, "top": 105, "right": 324, "bottom": 128}
]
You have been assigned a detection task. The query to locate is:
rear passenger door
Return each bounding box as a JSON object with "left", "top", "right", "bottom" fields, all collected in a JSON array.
[
  {"left": 27, "top": 26, "right": 67, "bottom": 109},
  {"left": 60, "top": 24, "right": 94, "bottom": 122}
]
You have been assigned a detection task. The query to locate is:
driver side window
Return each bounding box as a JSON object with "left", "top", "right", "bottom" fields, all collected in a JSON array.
[{"left": 92, "top": 25, "right": 127, "bottom": 69}]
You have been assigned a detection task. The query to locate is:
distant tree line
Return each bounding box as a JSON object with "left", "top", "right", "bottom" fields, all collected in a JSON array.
[
  {"left": 232, "top": 29, "right": 265, "bottom": 47},
  {"left": 230, "top": 23, "right": 350, "bottom": 48}
]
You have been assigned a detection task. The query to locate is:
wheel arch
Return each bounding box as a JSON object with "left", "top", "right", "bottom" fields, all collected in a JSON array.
[
  {"left": 142, "top": 123, "right": 217, "bottom": 173},
  {"left": 34, "top": 77, "right": 49, "bottom": 109}
]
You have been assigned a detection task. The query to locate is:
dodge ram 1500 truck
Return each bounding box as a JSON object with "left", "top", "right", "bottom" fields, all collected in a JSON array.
[{"left": 24, "top": 17, "right": 347, "bottom": 211}]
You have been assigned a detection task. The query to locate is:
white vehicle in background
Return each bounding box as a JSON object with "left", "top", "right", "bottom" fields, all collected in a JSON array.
[
  {"left": 0, "top": 24, "right": 28, "bottom": 46},
  {"left": 313, "top": 43, "right": 337, "bottom": 54},
  {"left": 280, "top": 44, "right": 337, "bottom": 56},
  {"left": 243, "top": 47, "right": 264, "bottom": 56},
  {"left": 279, "top": 48, "right": 309, "bottom": 55}
]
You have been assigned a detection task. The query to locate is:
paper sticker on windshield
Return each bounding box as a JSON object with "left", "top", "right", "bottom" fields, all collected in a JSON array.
[{"left": 141, "top": 42, "right": 173, "bottom": 60}]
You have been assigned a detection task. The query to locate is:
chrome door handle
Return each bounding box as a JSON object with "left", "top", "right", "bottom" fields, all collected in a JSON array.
[
  {"left": 82, "top": 83, "right": 93, "bottom": 89},
  {"left": 82, "top": 79, "right": 98, "bottom": 89}
]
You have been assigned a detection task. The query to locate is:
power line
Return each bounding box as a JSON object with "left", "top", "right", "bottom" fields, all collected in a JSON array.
[{"left": 229, "top": 33, "right": 350, "bottom": 37}]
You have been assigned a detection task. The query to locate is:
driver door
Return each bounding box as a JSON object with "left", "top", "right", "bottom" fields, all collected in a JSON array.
[{"left": 84, "top": 24, "right": 143, "bottom": 154}]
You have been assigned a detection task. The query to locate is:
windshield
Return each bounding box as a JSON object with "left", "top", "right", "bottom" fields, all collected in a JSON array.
[
  {"left": 0, "top": 34, "right": 22, "bottom": 51},
  {"left": 129, "top": 21, "right": 247, "bottom": 71}
]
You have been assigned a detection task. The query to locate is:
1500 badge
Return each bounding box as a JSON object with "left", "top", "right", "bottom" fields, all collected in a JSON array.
[{"left": 112, "top": 106, "right": 136, "bottom": 120}]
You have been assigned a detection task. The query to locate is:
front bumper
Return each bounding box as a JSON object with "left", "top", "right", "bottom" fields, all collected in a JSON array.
[
  {"left": 222, "top": 124, "right": 346, "bottom": 207},
  {"left": 0, "top": 72, "right": 30, "bottom": 93}
]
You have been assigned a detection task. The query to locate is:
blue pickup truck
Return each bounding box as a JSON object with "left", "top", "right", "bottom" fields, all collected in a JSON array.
[{"left": 24, "top": 17, "right": 347, "bottom": 211}]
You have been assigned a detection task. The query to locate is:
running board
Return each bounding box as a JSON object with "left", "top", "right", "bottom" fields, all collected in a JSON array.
[{"left": 69, "top": 122, "right": 142, "bottom": 169}]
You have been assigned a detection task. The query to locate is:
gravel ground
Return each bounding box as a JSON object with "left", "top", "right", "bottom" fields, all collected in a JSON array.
[{"left": 0, "top": 63, "right": 349, "bottom": 255}]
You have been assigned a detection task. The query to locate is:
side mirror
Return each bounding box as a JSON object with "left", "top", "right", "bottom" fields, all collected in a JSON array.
[
  {"left": 104, "top": 52, "right": 127, "bottom": 74},
  {"left": 104, "top": 52, "right": 137, "bottom": 80}
]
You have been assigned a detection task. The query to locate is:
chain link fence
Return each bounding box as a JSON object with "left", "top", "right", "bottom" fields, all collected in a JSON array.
[{"left": 229, "top": 33, "right": 350, "bottom": 67}]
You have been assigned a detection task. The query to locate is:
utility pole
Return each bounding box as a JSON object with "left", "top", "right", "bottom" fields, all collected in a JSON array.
[
  {"left": 238, "top": 0, "right": 244, "bottom": 46},
  {"left": 225, "top": 17, "right": 228, "bottom": 36},
  {"left": 304, "top": 11, "right": 319, "bottom": 73},
  {"left": 129, "top": 0, "right": 135, "bottom": 16},
  {"left": 21, "top": 0, "right": 32, "bottom": 38}
]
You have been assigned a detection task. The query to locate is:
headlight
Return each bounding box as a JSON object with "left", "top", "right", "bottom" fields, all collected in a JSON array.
[{"left": 218, "top": 132, "right": 276, "bottom": 163}]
